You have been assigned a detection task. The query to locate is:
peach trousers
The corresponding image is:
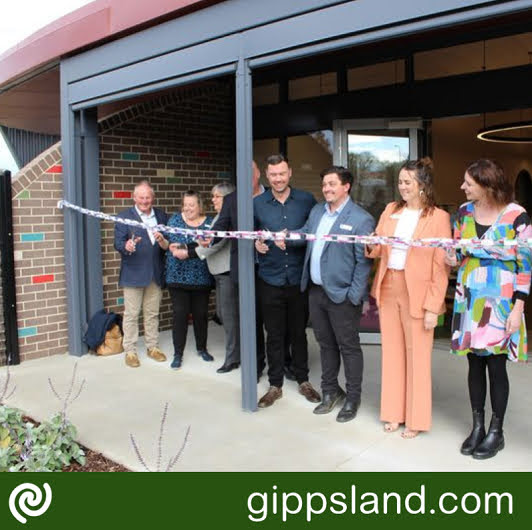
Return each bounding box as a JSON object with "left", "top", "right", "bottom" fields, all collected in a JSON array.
[{"left": 379, "top": 269, "right": 434, "bottom": 432}]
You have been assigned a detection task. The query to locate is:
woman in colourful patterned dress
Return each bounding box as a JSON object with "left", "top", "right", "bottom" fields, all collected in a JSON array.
[
  {"left": 166, "top": 190, "right": 214, "bottom": 369},
  {"left": 446, "top": 159, "right": 532, "bottom": 459}
]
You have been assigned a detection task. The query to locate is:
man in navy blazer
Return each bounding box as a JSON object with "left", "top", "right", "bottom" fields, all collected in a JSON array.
[
  {"left": 114, "top": 181, "right": 169, "bottom": 368},
  {"left": 300, "top": 166, "right": 375, "bottom": 422}
]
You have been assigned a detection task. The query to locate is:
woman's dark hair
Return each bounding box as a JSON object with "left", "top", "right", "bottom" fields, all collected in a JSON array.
[
  {"left": 393, "top": 157, "right": 436, "bottom": 217},
  {"left": 182, "top": 189, "right": 204, "bottom": 214},
  {"left": 320, "top": 165, "right": 354, "bottom": 193},
  {"left": 466, "top": 159, "right": 513, "bottom": 206}
]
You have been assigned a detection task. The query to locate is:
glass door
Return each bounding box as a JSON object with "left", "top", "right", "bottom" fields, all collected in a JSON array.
[{"left": 333, "top": 119, "right": 422, "bottom": 343}]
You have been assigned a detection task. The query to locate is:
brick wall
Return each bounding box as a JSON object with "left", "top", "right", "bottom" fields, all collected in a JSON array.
[
  {"left": 100, "top": 81, "right": 233, "bottom": 333},
  {"left": 11, "top": 146, "right": 67, "bottom": 361},
  {"left": 10, "top": 80, "right": 234, "bottom": 362}
]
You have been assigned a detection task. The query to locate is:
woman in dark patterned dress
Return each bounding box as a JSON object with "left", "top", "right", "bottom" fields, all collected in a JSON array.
[{"left": 166, "top": 190, "right": 214, "bottom": 369}]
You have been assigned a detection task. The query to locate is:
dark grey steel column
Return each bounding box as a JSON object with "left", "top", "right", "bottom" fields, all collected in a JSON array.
[
  {"left": 61, "top": 66, "right": 87, "bottom": 356},
  {"left": 0, "top": 170, "right": 20, "bottom": 365},
  {"left": 80, "top": 109, "right": 104, "bottom": 319},
  {"left": 235, "top": 56, "right": 258, "bottom": 412}
]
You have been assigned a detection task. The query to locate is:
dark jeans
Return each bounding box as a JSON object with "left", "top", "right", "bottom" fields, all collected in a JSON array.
[
  {"left": 309, "top": 284, "right": 363, "bottom": 402},
  {"left": 467, "top": 352, "right": 509, "bottom": 419},
  {"left": 259, "top": 278, "right": 309, "bottom": 387},
  {"left": 168, "top": 286, "right": 210, "bottom": 355}
]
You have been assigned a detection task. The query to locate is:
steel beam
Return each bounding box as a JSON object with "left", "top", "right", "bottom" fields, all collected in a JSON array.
[{"left": 235, "top": 55, "right": 257, "bottom": 412}]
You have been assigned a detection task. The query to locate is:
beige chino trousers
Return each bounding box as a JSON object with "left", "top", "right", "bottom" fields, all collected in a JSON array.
[{"left": 122, "top": 281, "right": 162, "bottom": 353}]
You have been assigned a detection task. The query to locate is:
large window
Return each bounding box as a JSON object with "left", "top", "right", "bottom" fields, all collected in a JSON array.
[
  {"left": 348, "top": 59, "right": 405, "bottom": 91},
  {"left": 415, "top": 32, "right": 532, "bottom": 80},
  {"left": 287, "top": 131, "right": 333, "bottom": 200}
]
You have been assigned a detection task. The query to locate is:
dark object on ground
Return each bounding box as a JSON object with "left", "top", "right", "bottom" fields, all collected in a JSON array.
[{"left": 84, "top": 309, "right": 122, "bottom": 350}]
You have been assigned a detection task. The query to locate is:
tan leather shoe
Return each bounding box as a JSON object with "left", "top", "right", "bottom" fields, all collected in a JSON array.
[
  {"left": 147, "top": 347, "right": 167, "bottom": 362},
  {"left": 125, "top": 351, "right": 140, "bottom": 368},
  {"left": 299, "top": 381, "right": 321, "bottom": 403},
  {"left": 258, "top": 386, "right": 282, "bottom": 408}
]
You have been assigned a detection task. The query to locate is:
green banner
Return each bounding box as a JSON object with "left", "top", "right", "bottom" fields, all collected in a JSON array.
[{"left": 0, "top": 473, "right": 528, "bottom": 529}]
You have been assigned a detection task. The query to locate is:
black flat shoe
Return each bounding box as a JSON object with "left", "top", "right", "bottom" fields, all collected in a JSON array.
[
  {"left": 170, "top": 354, "right": 182, "bottom": 370},
  {"left": 460, "top": 409, "right": 485, "bottom": 456},
  {"left": 216, "top": 362, "right": 240, "bottom": 373},
  {"left": 472, "top": 414, "right": 505, "bottom": 460},
  {"left": 336, "top": 400, "right": 360, "bottom": 423},
  {"left": 198, "top": 350, "right": 214, "bottom": 362},
  {"left": 313, "top": 389, "right": 346, "bottom": 415}
]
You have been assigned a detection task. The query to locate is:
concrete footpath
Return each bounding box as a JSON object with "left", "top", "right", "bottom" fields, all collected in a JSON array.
[{"left": 5, "top": 325, "right": 532, "bottom": 472}]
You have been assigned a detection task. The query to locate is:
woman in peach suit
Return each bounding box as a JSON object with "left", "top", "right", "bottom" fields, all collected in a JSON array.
[{"left": 366, "top": 158, "right": 451, "bottom": 438}]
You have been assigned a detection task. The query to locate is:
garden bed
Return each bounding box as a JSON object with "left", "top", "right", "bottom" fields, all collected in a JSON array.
[{"left": 63, "top": 445, "right": 129, "bottom": 472}]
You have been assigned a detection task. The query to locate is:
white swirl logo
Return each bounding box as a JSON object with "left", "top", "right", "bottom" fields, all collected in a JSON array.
[{"left": 9, "top": 483, "right": 52, "bottom": 524}]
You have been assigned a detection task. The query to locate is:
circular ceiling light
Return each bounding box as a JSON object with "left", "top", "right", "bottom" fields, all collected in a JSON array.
[{"left": 477, "top": 121, "right": 532, "bottom": 143}]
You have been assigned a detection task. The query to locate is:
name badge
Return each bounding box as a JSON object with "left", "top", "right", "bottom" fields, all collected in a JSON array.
[{"left": 339, "top": 224, "right": 352, "bottom": 230}]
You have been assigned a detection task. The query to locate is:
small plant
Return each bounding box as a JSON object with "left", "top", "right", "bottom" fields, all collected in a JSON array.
[
  {"left": 10, "top": 413, "right": 85, "bottom": 472},
  {"left": 0, "top": 367, "right": 21, "bottom": 471},
  {"left": 0, "top": 363, "right": 86, "bottom": 472},
  {"left": 130, "top": 402, "right": 190, "bottom": 472},
  {"left": 0, "top": 406, "right": 25, "bottom": 472},
  {"left": 48, "top": 362, "right": 86, "bottom": 423},
  {"left": 0, "top": 365, "right": 16, "bottom": 404}
]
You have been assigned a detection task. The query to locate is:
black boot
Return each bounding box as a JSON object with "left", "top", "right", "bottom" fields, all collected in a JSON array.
[
  {"left": 472, "top": 414, "right": 505, "bottom": 460},
  {"left": 460, "top": 409, "right": 485, "bottom": 456}
]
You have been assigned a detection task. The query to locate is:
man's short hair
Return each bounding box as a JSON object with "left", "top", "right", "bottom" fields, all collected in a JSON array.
[
  {"left": 320, "top": 166, "right": 353, "bottom": 193},
  {"left": 134, "top": 180, "right": 154, "bottom": 196},
  {"left": 265, "top": 154, "right": 289, "bottom": 168}
]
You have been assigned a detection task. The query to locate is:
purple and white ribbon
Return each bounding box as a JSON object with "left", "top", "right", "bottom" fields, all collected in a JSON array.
[{"left": 57, "top": 200, "right": 532, "bottom": 250}]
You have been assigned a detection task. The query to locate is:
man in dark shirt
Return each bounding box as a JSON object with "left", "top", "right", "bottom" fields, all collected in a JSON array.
[{"left": 254, "top": 154, "right": 321, "bottom": 408}]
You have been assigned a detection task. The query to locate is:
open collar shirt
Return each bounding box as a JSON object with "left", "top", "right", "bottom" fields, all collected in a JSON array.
[
  {"left": 254, "top": 187, "right": 316, "bottom": 287},
  {"left": 310, "top": 197, "right": 350, "bottom": 285}
]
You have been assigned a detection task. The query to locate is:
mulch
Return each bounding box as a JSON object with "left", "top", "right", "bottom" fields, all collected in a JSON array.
[{"left": 63, "top": 446, "right": 130, "bottom": 472}]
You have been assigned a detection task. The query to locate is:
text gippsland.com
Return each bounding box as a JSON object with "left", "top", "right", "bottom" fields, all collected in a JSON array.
[{"left": 246, "top": 484, "right": 513, "bottom": 522}]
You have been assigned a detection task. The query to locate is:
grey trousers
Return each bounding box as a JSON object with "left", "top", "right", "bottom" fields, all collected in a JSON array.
[{"left": 215, "top": 273, "right": 240, "bottom": 365}]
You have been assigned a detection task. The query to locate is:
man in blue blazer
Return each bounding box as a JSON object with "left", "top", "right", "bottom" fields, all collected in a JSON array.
[
  {"left": 300, "top": 166, "right": 375, "bottom": 422},
  {"left": 114, "top": 181, "right": 169, "bottom": 368}
]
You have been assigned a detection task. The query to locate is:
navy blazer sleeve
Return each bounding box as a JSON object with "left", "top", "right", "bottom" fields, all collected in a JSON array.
[{"left": 114, "top": 211, "right": 132, "bottom": 256}]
